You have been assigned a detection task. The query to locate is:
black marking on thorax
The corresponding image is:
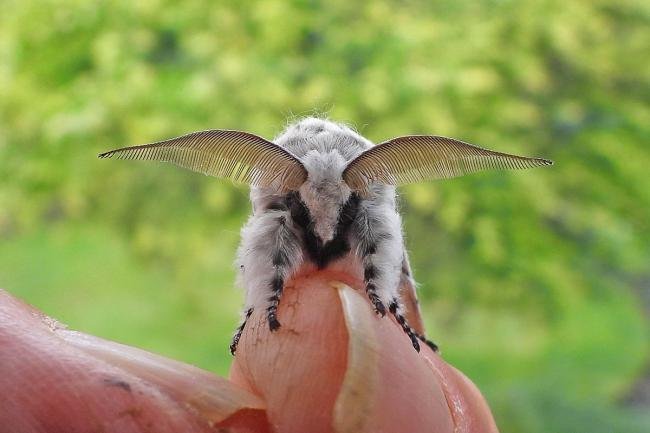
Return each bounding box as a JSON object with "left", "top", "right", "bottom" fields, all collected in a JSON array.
[{"left": 278, "top": 191, "right": 360, "bottom": 269}]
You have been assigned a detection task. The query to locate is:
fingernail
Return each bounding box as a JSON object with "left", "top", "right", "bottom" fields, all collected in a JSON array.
[{"left": 332, "top": 281, "right": 380, "bottom": 433}]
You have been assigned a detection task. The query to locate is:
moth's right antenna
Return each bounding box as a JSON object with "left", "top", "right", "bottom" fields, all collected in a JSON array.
[{"left": 99, "top": 129, "right": 308, "bottom": 191}]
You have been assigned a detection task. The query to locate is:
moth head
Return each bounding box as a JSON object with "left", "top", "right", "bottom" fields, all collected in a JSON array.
[
  {"left": 342, "top": 135, "right": 553, "bottom": 193},
  {"left": 299, "top": 150, "right": 351, "bottom": 243}
]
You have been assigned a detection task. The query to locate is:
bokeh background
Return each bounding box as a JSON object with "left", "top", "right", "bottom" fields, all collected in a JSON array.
[{"left": 1, "top": 0, "right": 649, "bottom": 431}]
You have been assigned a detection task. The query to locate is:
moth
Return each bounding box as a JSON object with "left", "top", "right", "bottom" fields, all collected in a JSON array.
[{"left": 100, "top": 117, "right": 552, "bottom": 354}]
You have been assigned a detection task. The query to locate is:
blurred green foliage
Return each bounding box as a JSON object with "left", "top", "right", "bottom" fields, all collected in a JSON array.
[{"left": 1, "top": 0, "right": 649, "bottom": 431}]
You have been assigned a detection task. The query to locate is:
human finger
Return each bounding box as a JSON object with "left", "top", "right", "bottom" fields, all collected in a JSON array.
[
  {"left": 0, "top": 289, "right": 269, "bottom": 433},
  {"left": 230, "top": 272, "right": 499, "bottom": 433}
]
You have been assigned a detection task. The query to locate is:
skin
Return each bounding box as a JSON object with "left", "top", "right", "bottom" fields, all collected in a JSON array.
[{"left": 0, "top": 274, "right": 498, "bottom": 433}]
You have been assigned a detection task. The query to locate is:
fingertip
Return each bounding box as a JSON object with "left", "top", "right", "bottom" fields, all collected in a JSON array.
[
  {"left": 230, "top": 276, "right": 458, "bottom": 433},
  {"left": 230, "top": 275, "right": 351, "bottom": 433},
  {"left": 0, "top": 289, "right": 270, "bottom": 433},
  {"left": 422, "top": 351, "right": 499, "bottom": 433}
]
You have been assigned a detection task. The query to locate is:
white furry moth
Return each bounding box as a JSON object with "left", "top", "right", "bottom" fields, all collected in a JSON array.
[{"left": 100, "top": 118, "right": 552, "bottom": 354}]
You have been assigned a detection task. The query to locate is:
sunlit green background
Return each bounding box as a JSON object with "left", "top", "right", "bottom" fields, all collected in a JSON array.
[{"left": 1, "top": 0, "right": 649, "bottom": 431}]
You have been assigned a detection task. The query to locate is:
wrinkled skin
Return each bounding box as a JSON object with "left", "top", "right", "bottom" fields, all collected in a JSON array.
[{"left": 0, "top": 271, "right": 498, "bottom": 433}]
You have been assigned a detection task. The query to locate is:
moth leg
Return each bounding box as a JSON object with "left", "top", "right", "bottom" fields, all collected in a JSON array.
[
  {"left": 354, "top": 205, "right": 403, "bottom": 318},
  {"left": 238, "top": 208, "right": 303, "bottom": 340},
  {"left": 364, "top": 260, "right": 386, "bottom": 316},
  {"left": 266, "top": 211, "right": 305, "bottom": 331},
  {"left": 353, "top": 190, "right": 423, "bottom": 350},
  {"left": 388, "top": 299, "right": 421, "bottom": 352},
  {"left": 414, "top": 331, "right": 439, "bottom": 352},
  {"left": 266, "top": 271, "right": 284, "bottom": 332},
  {"left": 230, "top": 307, "right": 253, "bottom": 355},
  {"left": 399, "top": 251, "right": 439, "bottom": 352}
]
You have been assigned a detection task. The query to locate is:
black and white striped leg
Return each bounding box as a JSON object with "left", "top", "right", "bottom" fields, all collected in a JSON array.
[
  {"left": 230, "top": 307, "right": 253, "bottom": 355},
  {"left": 398, "top": 252, "right": 440, "bottom": 352},
  {"left": 264, "top": 212, "right": 300, "bottom": 332},
  {"left": 237, "top": 210, "right": 301, "bottom": 350},
  {"left": 267, "top": 273, "right": 284, "bottom": 331},
  {"left": 414, "top": 332, "right": 439, "bottom": 352},
  {"left": 364, "top": 263, "right": 386, "bottom": 316},
  {"left": 389, "top": 300, "right": 421, "bottom": 352}
]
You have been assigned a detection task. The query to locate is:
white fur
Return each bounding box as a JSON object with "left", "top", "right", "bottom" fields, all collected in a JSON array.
[
  {"left": 237, "top": 210, "right": 303, "bottom": 308},
  {"left": 238, "top": 117, "right": 413, "bottom": 316}
]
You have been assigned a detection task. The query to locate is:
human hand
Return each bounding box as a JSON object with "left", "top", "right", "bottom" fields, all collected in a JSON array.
[{"left": 0, "top": 271, "right": 498, "bottom": 433}]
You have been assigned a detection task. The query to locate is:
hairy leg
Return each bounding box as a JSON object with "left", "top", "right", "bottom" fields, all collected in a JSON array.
[
  {"left": 388, "top": 299, "right": 421, "bottom": 352},
  {"left": 399, "top": 251, "right": 439, "bottom": 352},
  {"left": 414, "top": 331, "right": 439, "bottom": 353},
  {"left": 354, "top": 206, "right": 403, "bottom": 318},
  {"left": 232, "top": 210, "right": 302, "bottom": 354},
  {"left": 363, "top": 253, "right": 387, "bottom": 316},
  {"left": 354, "top": 193, "right": 435, "bottom": 352},
  {"left": 230, "top": 307, "right": 253, "bottom": 355}
]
